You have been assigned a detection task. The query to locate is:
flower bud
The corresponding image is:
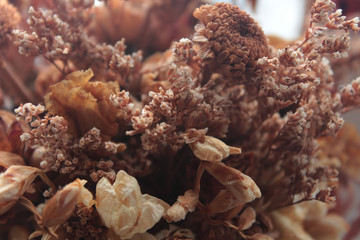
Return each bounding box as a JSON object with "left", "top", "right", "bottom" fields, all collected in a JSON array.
[{"left": 190, "top": 136, "right": 241, "bottom": 162}]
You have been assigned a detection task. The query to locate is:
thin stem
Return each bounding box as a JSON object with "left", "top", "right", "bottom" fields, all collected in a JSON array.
[{"left": 0, "top": 57, "right": 37, "bottom": 103}]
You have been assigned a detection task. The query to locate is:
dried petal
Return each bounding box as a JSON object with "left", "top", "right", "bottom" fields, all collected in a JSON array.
[
  {"left": 0, "top": 166, "right": 46, "bottom": 214},
  {"left": 237, "top": 207, "right": 256, "bottom": 230},
  {"left": 204, "top": 162, "right": 261, "bottom": 203},
  {"left": 44, "top": 69, "right": 121, "bottom": 137},
  {"left": 166, "top": 190, "right": 199, "bottom": 222},
  {"left": 40, "top": 179, "right": 85, "bottom": 228},
  {"left": 190, "top": 136, "right": 241, "bottom": 162},
  {"left": 206, "top": 189, "right": 244, "bottom": 216},
  {"left": 96, "top": 170, "right": 164, "bottom": 239},
  {"left": 0, "top": 151, "right": 25, "bottom": 170}
]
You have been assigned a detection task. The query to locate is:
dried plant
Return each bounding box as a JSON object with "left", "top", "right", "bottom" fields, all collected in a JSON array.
[{"left": 0, "top": 0, "right": 359, "bottom": 239}]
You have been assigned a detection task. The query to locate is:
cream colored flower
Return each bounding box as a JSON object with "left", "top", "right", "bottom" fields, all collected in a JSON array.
[
  {"left": 270, "top": 201, "right": 348, "bottom": 240},
  {"left": 96, "top": 170, "right": 164, "bottom": 239}
]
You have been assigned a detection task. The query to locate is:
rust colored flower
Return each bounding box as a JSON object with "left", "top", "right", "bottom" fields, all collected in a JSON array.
[
  {"left": 44, "top": 69, "right": 121, "bottom": 137},
  {"left": 192, "top": 2, "right": 268, "bottom": 78}
]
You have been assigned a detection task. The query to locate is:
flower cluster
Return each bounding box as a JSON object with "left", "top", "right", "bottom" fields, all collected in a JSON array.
[{"left": 0, "top": 0, "right": 359, "bottom": 240}]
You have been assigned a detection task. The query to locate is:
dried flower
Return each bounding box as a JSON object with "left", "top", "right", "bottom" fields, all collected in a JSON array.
[
  {"left": 190, "top": 136, "right": 241, "bottom": 162},
  {"left": 270, "top": 201, "right": 348, "bottom": 240},
  {"left": 44, "top": 69, "right": 121, "bottom": 137},
  {"left": 166, "top": 189, "right": 199, "bottom": 222},
  {"left": 193, "top": 2, "right": 268, "bottom": 78},
  {"left": 0, "top": 165, "right": 53, "bottom": 214},
  {"left": 204, "top": 162, "right": 261, "bottom": 203},
  {"left": 96, "top": 170, "right": 164, "bottom": 239}
]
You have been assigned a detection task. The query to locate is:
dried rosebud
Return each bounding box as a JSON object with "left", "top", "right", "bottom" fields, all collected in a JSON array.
[
  {"left": 192, "top": 2, "right": 268, "bottom": 77},
  {"left": 44, "top": 69, "right": 121, "bottom": 137},
  {"left": 204, "top": 162, "right": 261, "bottom": 203},
  {"left": 166, "top": 190, "right": 199, "bottom": 222},
  {"left": 40, "top": 179, "right": 92, "bottom": 228},
  {"left": 96, "top": 170, "right": 164, "bottom": 239},
  {"left": 190, "top": 136, "right": 241, "bottom": 162},
  {"left": 0, "top": 166, "right": 48, "bottom": 214}
]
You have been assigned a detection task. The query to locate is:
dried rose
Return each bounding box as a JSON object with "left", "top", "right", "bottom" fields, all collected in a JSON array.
[
  {"left": 96, "top": 170, "right": 164, "bottom": 239},
  {"left": 44, "top": 69, "right": 121, "bottom": 137},
  {"left": 190, "top": 136, "right": 241, "bottom": 162}
]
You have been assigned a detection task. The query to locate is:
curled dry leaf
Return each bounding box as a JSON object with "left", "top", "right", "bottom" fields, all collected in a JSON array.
[
  {"left": 190, "top": 136, "right": 241, "bottom": 162},
  {"left": 44, "top": 69, "right": 121, "bottom": 137},
  {"left": 166, "top": 189, "right": 199, "bottom": 222},
  {"left": 204, "top": 162, "right": 261, "bottom": 203},
  {"left": 0, "top": 165, "right": 53, "bottom": 214},
  {"left": 96, "top": 170, "right": 164, "bottom": 239}
]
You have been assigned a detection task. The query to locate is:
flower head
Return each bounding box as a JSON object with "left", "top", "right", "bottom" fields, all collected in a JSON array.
[{"left": 193, "top": 2, "right": 268, "bottom": 78}]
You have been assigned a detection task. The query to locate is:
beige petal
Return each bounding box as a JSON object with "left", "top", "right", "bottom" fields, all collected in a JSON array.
[
  {"left": 204, "top": 162, "right": 261, "bottom": 203},
  {"left": 96, "top": 170, "right": 164, "bottom": 239}
]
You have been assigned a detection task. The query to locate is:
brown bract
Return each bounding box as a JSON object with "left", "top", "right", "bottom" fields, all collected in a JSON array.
[
  {"left": 44, "top": 69, "right": 120, "bottom": 137},
  {"left": 0, "top": 110, "right": 29, "bottom": 155},
  {"left": 192, "top": 2, "right": 268, "bottom": 78}
]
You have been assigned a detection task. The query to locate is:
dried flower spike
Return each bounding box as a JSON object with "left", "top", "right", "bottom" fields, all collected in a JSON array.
[{"left": 190, "top": 136, "right": 241, "bottom": 162}]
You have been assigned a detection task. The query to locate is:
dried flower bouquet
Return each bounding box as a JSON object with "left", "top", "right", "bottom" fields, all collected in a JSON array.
[{"left": 0, "top": 0, "right": 360, "bottom": 239}]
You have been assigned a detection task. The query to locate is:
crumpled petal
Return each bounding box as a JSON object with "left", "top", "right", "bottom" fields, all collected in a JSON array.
[{"left": 96, "top": 170, "right": 164, "bottom": 239}]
